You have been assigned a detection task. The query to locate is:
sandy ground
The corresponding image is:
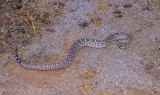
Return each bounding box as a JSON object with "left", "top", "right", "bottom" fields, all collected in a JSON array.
[{"left": 0, "top": 0, "right": 160, "bottom": 95}]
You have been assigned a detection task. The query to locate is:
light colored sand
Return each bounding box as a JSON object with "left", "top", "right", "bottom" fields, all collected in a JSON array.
[{"left": 1, "top": 0, "right": 160, "bottom": 95}]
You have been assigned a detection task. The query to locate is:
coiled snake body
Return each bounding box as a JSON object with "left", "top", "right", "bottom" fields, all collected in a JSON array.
[{"left": 14, "top": 32, "right": 131, "bottom": 70}]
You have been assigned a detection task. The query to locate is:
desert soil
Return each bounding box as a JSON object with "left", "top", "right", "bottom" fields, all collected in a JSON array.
[{"left": 0, "top": 0, "right": 160, "bottom": 95}]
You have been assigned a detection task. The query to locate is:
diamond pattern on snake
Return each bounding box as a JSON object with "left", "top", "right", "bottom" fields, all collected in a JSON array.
[{"left": 14, "top": 32, "right": 131, "bottom": 70}]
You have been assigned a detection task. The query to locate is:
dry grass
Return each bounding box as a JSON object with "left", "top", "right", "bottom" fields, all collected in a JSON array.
[
  {"left": 143, "top": 38, "right": 160, "bottom": 79},
  {"left": 0, "top": 0, "right": 65, "bottom": 55},
  {"left": 97, "top": 1, "right": 108, "bottom": 12},
  {"left": 87, "top": 13, "right": 102, "bottom": 27}
]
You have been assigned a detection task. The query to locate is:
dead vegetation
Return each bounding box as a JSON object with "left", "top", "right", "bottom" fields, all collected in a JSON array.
[
  {"left": 87, "top": 13, "right": 102, "bottom": 27},
  {"left": 143, "top": 0, "right": 160, "bottom": 10},
  {"left": 97, "top": 1, "right": 108, "bottom": 12},
  {"left": 151, "top": 45, "right": 160, "bottom": 79},
  {"left": 0, "top": 0, "right": 65, "bottom": 55},
  {"left": 143, "top": 39, "right": 160, "bottom": 79},
  {"left": 78, "top": 21, "right": 89, "bottom": 29},
  {"left": 80, "top": 67, "right": 98, "bottom": 94}
]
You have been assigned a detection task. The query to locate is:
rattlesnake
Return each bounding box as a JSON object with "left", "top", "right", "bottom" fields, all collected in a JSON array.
[{"left": 14, "top": 32, "right": 131, "bottom": 70}]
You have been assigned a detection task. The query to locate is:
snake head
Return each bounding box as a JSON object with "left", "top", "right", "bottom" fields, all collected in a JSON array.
[
  {"left": 116, "top": 33, "right": 131, "bottom": 50},
  {"left": 117, "top": 42, "right": 127, "bottom": 50}
]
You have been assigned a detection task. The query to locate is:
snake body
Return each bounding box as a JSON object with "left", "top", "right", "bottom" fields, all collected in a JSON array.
[{"left": 14, "top": 32, "right": 131, "bottom": 70}]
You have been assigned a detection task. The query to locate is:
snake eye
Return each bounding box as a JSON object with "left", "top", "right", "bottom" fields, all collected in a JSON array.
[{"left": 118, "top": 43, "right": 127, "bottom": 50}]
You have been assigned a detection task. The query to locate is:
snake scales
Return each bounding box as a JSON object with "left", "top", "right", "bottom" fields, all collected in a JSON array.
[{"left": 14, "top": 32, "right": 131, "bottom": 70}]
